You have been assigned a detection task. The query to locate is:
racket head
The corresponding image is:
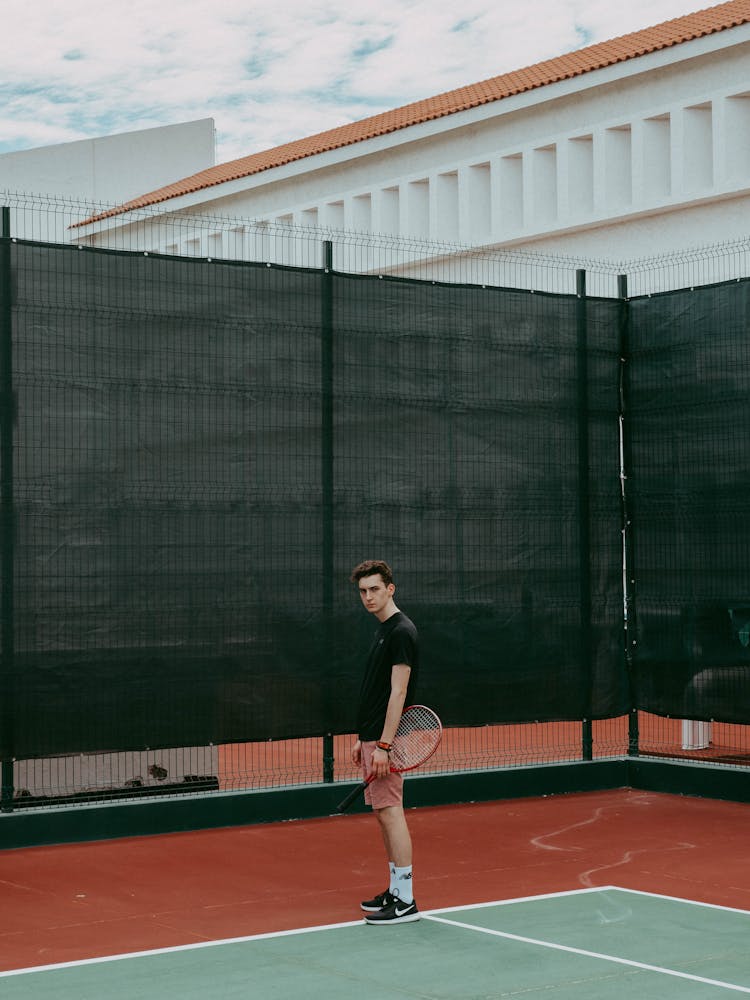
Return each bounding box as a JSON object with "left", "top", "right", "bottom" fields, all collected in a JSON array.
[{"left": 389, "top": 704, "right": 442, "bottom": 773}]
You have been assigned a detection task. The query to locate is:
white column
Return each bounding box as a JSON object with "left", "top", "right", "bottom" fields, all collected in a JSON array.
[
  {"left": 681, "top": 720, "right": 711, "bottom": 750},
  {"left": 721, "top": 94, "right": 750, "bottom": 187},
  {"left": 435, "top": 171, "right": 459, "bottom": 243},
  {"left": 565, "top": 135, "right": 594, "bottom": 220}
]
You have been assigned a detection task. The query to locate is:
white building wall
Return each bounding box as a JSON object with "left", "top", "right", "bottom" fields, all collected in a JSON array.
[
  {"left": 66, "top": 26, "right": 750, "bottom": 291},
  {"left": 0, "top": 119, "right": 216, "bottom": 241},
  {"left": 143, "top": 38, "right": 743, "bottom": 254}
]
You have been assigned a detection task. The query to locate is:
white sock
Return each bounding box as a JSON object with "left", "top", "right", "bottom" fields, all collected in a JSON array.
[
  {"left": 391, "top": 865, "right": 414, "bottom": 904},
  {"left": 388, "top": 861, "right": 396, "bottom": 894}
]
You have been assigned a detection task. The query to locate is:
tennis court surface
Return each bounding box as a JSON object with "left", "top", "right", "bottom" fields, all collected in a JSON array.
[{"left": 2, "top": 887, "right": 748, "bottom": 999}]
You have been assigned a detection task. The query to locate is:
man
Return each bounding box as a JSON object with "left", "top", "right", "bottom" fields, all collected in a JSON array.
[{"left": 350, "top": 559, "right": 420, "bottom": 925}]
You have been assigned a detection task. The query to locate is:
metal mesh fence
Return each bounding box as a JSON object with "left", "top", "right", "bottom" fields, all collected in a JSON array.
[
  {"left": 1, "top": 192, "right": 749, "bottom": 813},
  {"left": 12, "top": 716, "right": 748, "bottom": 807},
  {"left": 625, "top": 281, "right": 750, "bottom": 725},
  {"left": 2, "top": 190, "right": 622, "bottom": 295},
  {"left": 623, "top": 237, "right": 750, "bottom": 296},
  {"left": 6, "top": 190, "right": 750, "bottom": 296}
]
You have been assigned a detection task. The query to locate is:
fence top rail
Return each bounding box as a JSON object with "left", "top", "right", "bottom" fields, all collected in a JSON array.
[{"left": 2, "top": 189, "right": 749, "bottom": 296}]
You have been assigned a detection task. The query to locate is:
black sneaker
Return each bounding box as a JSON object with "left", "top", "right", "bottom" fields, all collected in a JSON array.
[
  {"left": 360, "top": 890, "right": 393, "bottom": 913},
  {"left": 364, "top": 897, "right": 420, "bottom": 924}
]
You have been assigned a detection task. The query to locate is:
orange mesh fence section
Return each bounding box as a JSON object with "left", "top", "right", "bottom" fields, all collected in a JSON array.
[{"left": 216, "top": 716, "right": 749, "bottom": 792}]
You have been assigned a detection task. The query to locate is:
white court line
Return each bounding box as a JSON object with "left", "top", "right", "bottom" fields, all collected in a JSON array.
[
  {"left": 1, "top": 886, "right": 747, "bottom": 982},
  {"left": 0, "top": 918, "right": 365, "bottom": 979},
  {"left": 423, "top": 912, "right": 750, "bottom": 995},
  {"left": 429, "top": 885, "right": 750, "bottom": 918},
  {"left": 0, "top": 887, "right": 603, "bottom": 979},
  {"left": 425, "top": 885, "right": 606, "bottom": 913},
  {"left": 609, "top": 885, "right": 750, "bottom": 916}
]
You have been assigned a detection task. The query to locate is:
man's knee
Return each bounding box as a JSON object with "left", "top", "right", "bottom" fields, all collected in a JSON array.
[{"left": 374, "top": 804, "right": 406, "bottom": 828}]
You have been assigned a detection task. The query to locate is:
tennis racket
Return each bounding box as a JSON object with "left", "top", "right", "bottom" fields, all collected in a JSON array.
[{"left": 336, "top": 704, "right": 442, "bottom": 813}]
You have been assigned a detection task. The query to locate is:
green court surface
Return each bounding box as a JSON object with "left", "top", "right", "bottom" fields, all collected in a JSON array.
[{"left": 2, "top": 888, "right": 748, "bottom": 999}]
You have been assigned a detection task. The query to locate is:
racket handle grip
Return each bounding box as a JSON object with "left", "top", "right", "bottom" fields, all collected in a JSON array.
[{"left": 335, "top": 778, "right": 370, "bottom": 813}]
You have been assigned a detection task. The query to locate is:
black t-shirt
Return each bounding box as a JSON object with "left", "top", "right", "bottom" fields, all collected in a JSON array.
[{"left": 356, "top": 611, "right": 419, "bottom": 741}]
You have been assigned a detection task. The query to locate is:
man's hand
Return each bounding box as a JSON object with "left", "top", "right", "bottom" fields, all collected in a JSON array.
[
  {"left": 351, "top": 739, "right": 362, "bottom": 766},
  {"left": 370, "top": 745, "right": 390, "bottom": 778}
]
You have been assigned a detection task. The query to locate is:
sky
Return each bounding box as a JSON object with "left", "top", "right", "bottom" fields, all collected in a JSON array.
[{"left": 1, "top": 0, "right": 706, "bottom": 165}]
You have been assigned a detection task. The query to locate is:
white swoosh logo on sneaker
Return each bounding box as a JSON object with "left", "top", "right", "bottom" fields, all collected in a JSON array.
[{"left": 395, "top": 904, "right": 413, "bottom": 916}]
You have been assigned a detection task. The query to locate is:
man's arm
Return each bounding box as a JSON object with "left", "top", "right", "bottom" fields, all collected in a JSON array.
[{"left": 371, "top": 663, "right": 411, "bottom": 778}]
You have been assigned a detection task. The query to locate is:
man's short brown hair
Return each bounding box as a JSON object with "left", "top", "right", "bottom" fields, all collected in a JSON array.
[{"left": 350, "top": 559, "right": 394, "bottom": 587}]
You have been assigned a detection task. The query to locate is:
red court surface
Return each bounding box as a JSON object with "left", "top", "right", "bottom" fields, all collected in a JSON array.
[{"left": 0, "top": 788, "right": 747, "bottom": 973}]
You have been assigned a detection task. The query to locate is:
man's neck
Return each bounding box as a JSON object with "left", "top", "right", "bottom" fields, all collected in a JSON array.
[{"left": 375, "top": 601, "right": 399, "bottom": 623}]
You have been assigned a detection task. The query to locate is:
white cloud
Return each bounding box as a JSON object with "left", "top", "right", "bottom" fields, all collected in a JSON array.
[{"left": 0, "top": 0, "right": 709, "bottom": 163}]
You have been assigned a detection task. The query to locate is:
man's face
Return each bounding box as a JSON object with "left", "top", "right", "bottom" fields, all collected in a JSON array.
[{"left": 358, "top": 573, "right": 395, "bottom": 620}]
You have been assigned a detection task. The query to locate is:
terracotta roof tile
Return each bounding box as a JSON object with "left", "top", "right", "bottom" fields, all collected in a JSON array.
[{"left": 80, "top": 0, "right": 750, "bottom": 225}]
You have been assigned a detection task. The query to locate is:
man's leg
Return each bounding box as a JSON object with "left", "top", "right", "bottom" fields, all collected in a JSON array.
[
  {"left": 365, "top": 804, "right": 419, "bottom": 921},
  {"left": 374, "top": 804, "right": 415, "bottom": 903},
  {"left": 374, "top": 804, "right": 412, "bottom": 867},
  {"left": 359, "top": 745, "right": 409, "bottom": 912}
]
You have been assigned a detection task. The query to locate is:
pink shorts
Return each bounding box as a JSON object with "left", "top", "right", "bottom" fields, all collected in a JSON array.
[{"left": 361, "top": 741, "right": 404, "bottom": 809}]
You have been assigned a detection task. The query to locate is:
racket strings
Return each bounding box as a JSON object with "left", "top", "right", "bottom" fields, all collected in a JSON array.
[{"left": 391, "top": 706, "right": 442, "bottom": 770}]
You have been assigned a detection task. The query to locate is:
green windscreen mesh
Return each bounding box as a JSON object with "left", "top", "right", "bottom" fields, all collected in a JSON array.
[
  {"left": 3, "top": 242, "right": 625, "bottom": 758},
  {"left": 626, "top": 280, "right": 750, "bottom": 723},
  {"left": 7, "top": 241, "right": 748, "bottom": 761}
]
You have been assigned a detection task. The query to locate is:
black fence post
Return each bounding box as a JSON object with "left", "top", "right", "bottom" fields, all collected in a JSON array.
[
  {"left": 0, "top": 207, "right": 15, "bottom": 809},
  {"left": 321, "top": 240, "right": 335, "bottom": 783},
  {"left": 617, "top": 273, "right": 639, "bottom": 756},
  {"left": 576, "top": 269, "right": 593, "bottom": 761}
]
